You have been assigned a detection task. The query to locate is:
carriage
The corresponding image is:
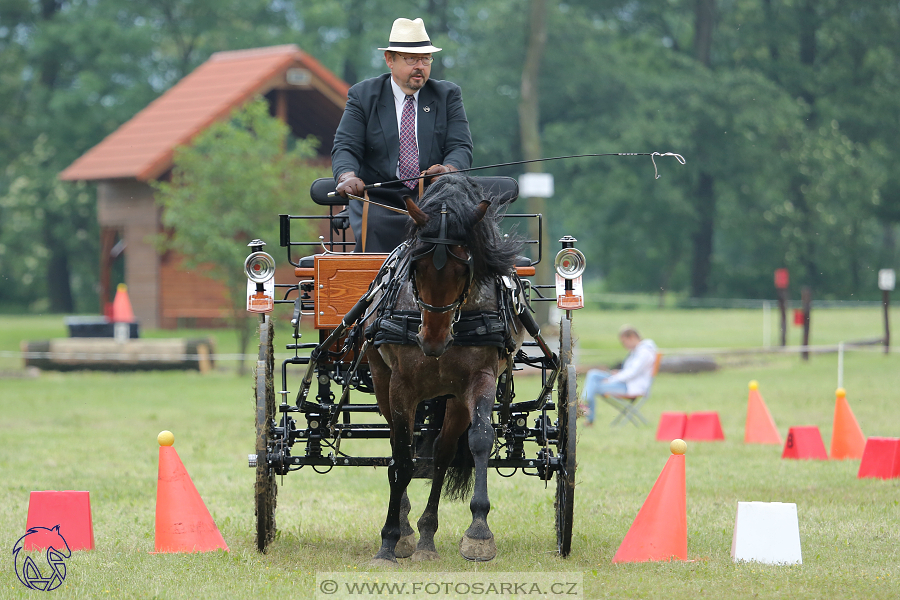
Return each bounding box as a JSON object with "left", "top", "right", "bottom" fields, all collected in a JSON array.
[{"left": 244, "top": 174, "right": 586, "bottom": 560}]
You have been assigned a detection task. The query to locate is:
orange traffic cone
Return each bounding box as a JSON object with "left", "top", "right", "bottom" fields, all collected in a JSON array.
[
  {"left": 612, "top": 440, "right": 687, "bottom": 563},
  {"left": 111, "top": 283, "right": 135, "bottom": 323},
  {"left": 154, "top": 431, "right": 229, "bottom": 553},
  {"left": 745, "top": 381, "right": 782, "bottom": 445},
  {"left": 830, "top": 388, "right": 866, "bottom": 460}
]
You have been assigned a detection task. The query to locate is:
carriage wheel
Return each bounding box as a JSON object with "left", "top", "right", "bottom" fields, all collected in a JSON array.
[
  {"left": 255, "top": 314, "right": 277, "bottom": 552},
  {"left": 555, "top": 317, "right": 577, "bottom": 557}
]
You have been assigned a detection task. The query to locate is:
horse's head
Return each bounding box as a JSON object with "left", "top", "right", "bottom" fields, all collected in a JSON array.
[{"left": 404, "top": 193, "right": 490, "bottom": 357}]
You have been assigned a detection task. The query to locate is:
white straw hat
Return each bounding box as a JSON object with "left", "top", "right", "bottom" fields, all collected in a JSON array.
[{"left": 378, "top": 18, "right": 442, "bottom": 53}]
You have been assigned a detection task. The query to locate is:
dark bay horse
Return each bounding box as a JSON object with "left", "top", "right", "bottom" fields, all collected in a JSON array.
[{"left": 365, "top": 174, "right": 524, "bottom": 566}]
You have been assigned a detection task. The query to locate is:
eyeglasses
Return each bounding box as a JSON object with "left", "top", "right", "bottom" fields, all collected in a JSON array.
[{"left": 397, "top": 54, "right": 434, "bottom": 66}]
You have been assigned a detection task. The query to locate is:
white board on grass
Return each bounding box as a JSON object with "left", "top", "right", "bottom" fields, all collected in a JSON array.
[{"left": 731, "top": 501, "right": 802, "bottom": 565}]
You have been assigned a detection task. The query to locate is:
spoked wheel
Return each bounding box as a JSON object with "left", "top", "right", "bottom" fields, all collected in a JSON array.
[
  {"left": 255, "top": 314, "right": 277, "bottom": 552},
  {"left": 555, "top": 317, "right": 577, "bottom": 557}
]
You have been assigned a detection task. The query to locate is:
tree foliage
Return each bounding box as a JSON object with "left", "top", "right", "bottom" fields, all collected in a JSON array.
[
  {"left": 1, "top": 0, "right": 898, "bottom": 314},
  {"left": 153, "top": 98, "right": 326, "bottom": 364}
]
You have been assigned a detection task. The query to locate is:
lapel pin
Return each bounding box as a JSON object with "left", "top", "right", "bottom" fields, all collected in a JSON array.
[{"left": 423, "top": 106, "right": 431, "bottom": 113}]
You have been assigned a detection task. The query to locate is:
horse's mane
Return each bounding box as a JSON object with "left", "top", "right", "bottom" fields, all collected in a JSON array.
[{"left": 406, "top": 174, "right": 522, "bottom": 286}]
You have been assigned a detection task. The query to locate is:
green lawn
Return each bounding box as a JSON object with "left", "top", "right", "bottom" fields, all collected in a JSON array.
[{"left": 1, "top": 311, "right": 898, "bottom": 599}]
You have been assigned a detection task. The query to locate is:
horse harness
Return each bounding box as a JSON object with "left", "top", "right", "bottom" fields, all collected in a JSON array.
[{"left": 363, "top": 203, "right": 524, "bottom": 354}]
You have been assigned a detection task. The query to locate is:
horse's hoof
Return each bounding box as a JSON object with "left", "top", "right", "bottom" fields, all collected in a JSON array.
[
  {"left": 459, "top": 534, "right": 496, "bottom": 562},
  {"left": 394, "top": 533, "right": 417, "bottom": 559},
  {"left": 411, "top": 549, "right": 440, "bottom": 562},
  {"left": 369, "top": 557, "right": 399, "bottom": 569}
]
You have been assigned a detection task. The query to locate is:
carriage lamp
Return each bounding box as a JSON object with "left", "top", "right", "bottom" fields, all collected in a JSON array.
[
  {"left": 554, "top": 247, "right": 586, "bottom": 280},
  {"left": 555, "top": 236, "right": 585, "bottom": 311},
  {"left": 245, "top": 240, "right": 276, "bottom": 314},
  {"left": 245, "top": 251, "right": 276, "bottom": 283}
]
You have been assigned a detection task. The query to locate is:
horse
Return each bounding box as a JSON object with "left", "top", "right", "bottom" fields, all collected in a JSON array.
[{"left": 364, "top": 174, "right": 525, "bottom": 566}]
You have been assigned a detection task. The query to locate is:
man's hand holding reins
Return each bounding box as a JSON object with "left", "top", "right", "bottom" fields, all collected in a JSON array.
[
  {"left": 336, "top": 171, "right": 366, "bottom": 198},
  {"left": 424, "top": 164, "right": 457, "bottom": 185}
]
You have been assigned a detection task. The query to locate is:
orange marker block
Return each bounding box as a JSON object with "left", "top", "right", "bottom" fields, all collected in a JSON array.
[
  {"left": 745, "top": 381, "right": 782, "bottom": 445},
  {"left": 830, "top": 388, "right": 866, "bottom": 460},
  {"left": 612, "top": 442, "right": 687, "bottom": 563},
  {"left": 154, "top": 433, "right": 229, "bottom": 553}
]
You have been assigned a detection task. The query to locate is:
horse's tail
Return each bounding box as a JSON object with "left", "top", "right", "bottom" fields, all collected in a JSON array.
[
  {"left": 442, "top": 426, "right": 474, "bottom": 501},
  {"left": 414, "top": 397, "right": 474, "bottom": 501}
]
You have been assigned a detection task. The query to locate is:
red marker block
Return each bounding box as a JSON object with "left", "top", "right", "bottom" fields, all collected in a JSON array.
[
  {"left": 782, "top": 426, "right": 828, "bottom": 460},
  {"left": 684, "top": 411, "right": 725, "bottom": 441},
  {"left": 25, "top": 491, "right": 95, "bottom": 551},
  {"left": 857, "top": 437, "right": 900, "bottom": 480},
  {"left": 656, "top": 412, "right": 687, "bottom": 441}
]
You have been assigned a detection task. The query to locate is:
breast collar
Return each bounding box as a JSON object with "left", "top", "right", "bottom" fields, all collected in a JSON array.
[{"left": 408, "top": 202, "right": 475, "bottom": 314}]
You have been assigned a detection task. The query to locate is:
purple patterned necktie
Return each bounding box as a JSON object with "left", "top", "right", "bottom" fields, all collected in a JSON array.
[{"left": 398, "top": 94, "right": 419, "bottom": 189}]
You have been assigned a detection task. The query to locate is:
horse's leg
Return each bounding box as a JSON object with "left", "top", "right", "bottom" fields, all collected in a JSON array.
[
  {"left": 460, "top": 378, "right": 497, "bottom": 561},
  {"left": 395, "top": 491, "right": 416, "bottom": 558},
  {"left": 372, "top": 411, "right": 415, "bottom": 567},
  {"left": 367, "top": 348, "right": 416, "bottom": 565},
  {"left": 412, "top": 401, "right": 470, "bottom": 562}
]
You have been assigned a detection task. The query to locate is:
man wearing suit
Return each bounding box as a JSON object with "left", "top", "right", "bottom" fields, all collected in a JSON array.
[{"left": 332, "top": 18, "right": 474, "bottom": 252}]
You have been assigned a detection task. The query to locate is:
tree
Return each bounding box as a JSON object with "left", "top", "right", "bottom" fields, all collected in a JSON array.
[
  {"left": 519, "top": 0, "right": 551, "bottom": 324},
  {"left": 0, "top": 135, "right": 96, "bottom": 312},
  {"left": 154, "top": 98, "right": 327, "bottom": 372}
]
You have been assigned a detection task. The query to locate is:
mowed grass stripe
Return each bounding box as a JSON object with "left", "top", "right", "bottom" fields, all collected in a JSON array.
[{"left": 1, "top": 313, "right": 898, "bottom": 598}]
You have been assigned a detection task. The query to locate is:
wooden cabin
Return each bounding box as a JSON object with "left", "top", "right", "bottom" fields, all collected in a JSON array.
[{"left": 60, "top": 45, "right": 348, "bottom": 328}]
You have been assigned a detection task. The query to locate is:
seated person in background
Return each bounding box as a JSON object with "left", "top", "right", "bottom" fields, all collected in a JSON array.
[{"left": 581, "top": 325, "right": 658, "bottom": 426}]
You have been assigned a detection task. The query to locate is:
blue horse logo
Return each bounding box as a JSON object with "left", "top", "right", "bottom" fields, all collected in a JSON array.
[{"left": 12, "top": 525, "right": 71, "bottom": 591}]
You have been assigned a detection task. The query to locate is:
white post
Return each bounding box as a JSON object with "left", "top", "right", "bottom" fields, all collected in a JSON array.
[
  {"left": 837, "top": 342, "right": 844, "bottom": 389},
  {"left": 763, "top": 301, "right": 771, "bottom": 348}
]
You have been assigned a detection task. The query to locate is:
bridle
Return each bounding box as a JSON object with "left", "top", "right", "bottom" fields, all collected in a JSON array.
[{"left": 408, "top": 202, "right": 474, "bottom": 315}]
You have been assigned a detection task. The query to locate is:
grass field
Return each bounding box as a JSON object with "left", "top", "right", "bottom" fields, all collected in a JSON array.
[{"left": 1, "top": 310, "right": 899, "bottom": 599}]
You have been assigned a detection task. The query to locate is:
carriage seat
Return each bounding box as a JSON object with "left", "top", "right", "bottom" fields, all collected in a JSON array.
[{"left": 308, "top": 176, "right": 519, "bottom": 206}]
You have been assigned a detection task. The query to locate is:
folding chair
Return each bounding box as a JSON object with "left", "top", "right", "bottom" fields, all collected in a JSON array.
[{"left": 602, "top": 353, "right": 662, "bottom": 427}]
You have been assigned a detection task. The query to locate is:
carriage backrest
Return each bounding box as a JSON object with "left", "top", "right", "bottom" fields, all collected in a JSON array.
[{"left": 308, "top": 176, "right": 519, "bottom": 206}]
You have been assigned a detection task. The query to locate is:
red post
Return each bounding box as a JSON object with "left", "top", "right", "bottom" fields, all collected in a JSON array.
[{"left": 775, "top": 269, "right": 789, "bottom": 347}]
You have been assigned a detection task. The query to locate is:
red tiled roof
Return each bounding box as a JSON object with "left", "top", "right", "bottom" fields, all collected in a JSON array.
[{"left": 60, "top": 45, "right": 348, "bottom": 182}]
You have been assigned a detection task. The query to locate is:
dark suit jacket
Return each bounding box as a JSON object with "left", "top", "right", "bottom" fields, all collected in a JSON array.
[{"left": 331, "top": 74, "right": 473, "bottom": 252}]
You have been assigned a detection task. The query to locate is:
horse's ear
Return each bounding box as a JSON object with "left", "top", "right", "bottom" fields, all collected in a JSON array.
[
  {"left": 404, "top": 196, "right": 429, "bottom": 227},
  {"left": 472, "top": 200, "right": 491, "bottom": 224}
]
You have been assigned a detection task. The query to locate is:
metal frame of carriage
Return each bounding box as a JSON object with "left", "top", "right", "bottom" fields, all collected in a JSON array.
[{"left": 245, "top": 176, "right": 586, "bottom": 557}]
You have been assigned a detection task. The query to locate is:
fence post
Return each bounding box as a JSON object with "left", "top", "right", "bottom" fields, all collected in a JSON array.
[
  {"left": 801, "top": 287, "right": 811, "bottom": 361},
  {"left": 879, "top": 269, "right": 894, "bottom": 355}
]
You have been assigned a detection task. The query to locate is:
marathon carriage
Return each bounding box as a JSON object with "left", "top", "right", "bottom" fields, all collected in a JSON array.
[{"left": 245, "top": 174, "right": 586, "bottom": 560}]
